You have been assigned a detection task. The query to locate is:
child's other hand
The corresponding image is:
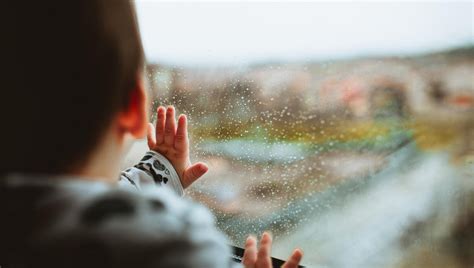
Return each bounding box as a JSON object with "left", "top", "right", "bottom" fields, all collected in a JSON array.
[
  {"left": 243, "top": 232, "right": 303, "bottom": 268},
  {"left": 147, "top": 106, "right": 208, "bottom": 189}
]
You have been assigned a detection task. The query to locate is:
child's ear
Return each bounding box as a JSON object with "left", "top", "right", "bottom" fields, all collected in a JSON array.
[{"left": 117, "top": 76, "right": 148, "bottom": 139}]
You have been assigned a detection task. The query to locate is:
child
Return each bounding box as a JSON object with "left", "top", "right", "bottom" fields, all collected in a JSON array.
[{"left": 0, "top": 1, "right": 303, "bottom": 267}]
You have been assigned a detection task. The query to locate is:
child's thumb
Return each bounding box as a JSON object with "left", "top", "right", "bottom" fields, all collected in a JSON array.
[
  {"left": 147, "top": 123, "right": 156, "bottom": 148},
  {"left": 182, "top": 162, "right": 208, "bottom": 188}
]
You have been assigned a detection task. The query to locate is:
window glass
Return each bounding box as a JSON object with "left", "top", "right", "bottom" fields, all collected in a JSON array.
[{"left": 129, "top": 2, "right": 474, "bottom": 267}]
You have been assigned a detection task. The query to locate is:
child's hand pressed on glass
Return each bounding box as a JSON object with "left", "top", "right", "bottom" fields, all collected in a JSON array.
[{"left": 147, "top": 106, "right": 208, "bottom": 189}]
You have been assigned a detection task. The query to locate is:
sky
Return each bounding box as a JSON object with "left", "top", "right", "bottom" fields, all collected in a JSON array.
[{"left": 135, "top": 1, "right": 473, "bottom": 66}]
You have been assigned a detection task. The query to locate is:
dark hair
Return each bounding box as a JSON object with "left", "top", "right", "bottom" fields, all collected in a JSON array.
[{"left": 1, "top": 0, "right": 144, "bottom": 174}]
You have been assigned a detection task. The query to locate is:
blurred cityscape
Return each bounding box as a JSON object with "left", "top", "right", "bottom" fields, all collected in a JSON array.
[
  {"left": 125, "top": 46, "right": 474, "bottom": 267},
  {"left": 147, "top": 46, "right": 473, "bottom": 153}
]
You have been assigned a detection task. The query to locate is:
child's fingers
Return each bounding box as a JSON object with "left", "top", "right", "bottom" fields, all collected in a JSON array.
[
  {"left": 164, "top": 106, "right": 176, "bottom": 146},
  {"left": 175, "top": 114, "right": 188, "bottom": 152},
  {"left": 256, "top": 232, "right": 272, "bottom": 268},
  {"left": 182, "top": 162, "right": 208, "bottom": 188},
  {"left": 281, "top": 249, "right": 303, "bottom": 268},
  {"left": 242, "top": 235, "right": 257, "bottom": 268},
  {"left": 155, "top": 106, "right": 166, "bottom": 145},
  {"left": 147, "top": 123, "right": 156, "bottom": 149}
]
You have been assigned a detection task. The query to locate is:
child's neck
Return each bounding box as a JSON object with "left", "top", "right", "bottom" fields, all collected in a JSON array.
[{"left": 74, "top": 128, "right": 125, "bottom": 184}]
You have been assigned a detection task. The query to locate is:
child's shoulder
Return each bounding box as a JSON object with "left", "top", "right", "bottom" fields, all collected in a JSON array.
[{"left": 1, "top": 174, "right": 231, "bottom": 267}]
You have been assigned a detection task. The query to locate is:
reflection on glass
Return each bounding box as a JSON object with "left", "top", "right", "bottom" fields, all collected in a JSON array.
[{"left": 126, "top": 2, "right": 474, "bottom": 267}]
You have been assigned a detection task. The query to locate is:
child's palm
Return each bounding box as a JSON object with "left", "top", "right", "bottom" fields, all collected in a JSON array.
[{"left": 147, "top": 106, "right": 208, "bottom": 189}]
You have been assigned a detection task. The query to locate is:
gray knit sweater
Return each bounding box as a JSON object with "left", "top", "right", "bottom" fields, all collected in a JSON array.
[{"left": 0, "top": 151, "right": 236, "bottom": 268}]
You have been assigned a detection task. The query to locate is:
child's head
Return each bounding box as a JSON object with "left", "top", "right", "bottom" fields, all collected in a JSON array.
[{"left": 2, "top": 0, "right": 147, "bottom": 176}]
